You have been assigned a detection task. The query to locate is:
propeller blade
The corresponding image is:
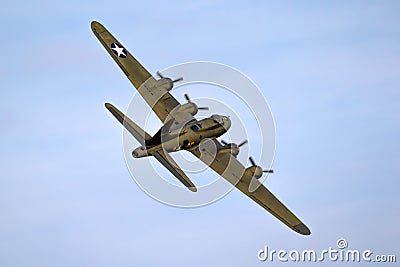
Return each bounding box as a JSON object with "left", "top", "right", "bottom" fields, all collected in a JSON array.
[
  {"left": 238, "top": 140, "right": 248, "bottom": 147},
  {"left": 172, "top": 77, "right": 183, "bottom": 83},
  {"left": 184, "top": 93, "right": 208, "bottom": 109},
  {"left": 156, "top": 71, "right": 164, "bottom": 79},
  {"left": 221, "top": 140, "right": 228, "bottom": 145},
  {"left": 249, "top": 156, "right": 256, "bottom": 167},
  {"left": 184, "top": 93, "right": 191, "bottom": 103},
  {"left": 263, "top": 169, "right": 274, "bottom": 173}
]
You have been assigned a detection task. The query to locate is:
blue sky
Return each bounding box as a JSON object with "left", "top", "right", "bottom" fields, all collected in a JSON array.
[{"left": 1, "top": 1, "right": 399, "bottom": 266}]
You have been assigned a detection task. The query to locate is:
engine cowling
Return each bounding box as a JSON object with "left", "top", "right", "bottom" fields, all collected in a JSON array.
[
  {"left": 246, "top": 165, "right": 263, "bottom": 179},
  {"left": 173, "top": 103, "right": 199, "bottom": 116},
  {"left": 155, "top": 78, "right": 174, "bottom": 91},
  {"left": 221, "top": 143, "right": 240, "bottom": 157}
]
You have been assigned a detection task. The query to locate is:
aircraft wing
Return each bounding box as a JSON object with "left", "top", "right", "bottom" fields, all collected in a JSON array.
[
  {"left": 92, "top": 21, "right": 183, "bottom": 123},
  {"left": 105, "top": 103, "right": 197, "bottom": 192},
  {"left": 153, "top": 150, "right": 197, "bottom": 192},
  {"left": 189, "top": 139, "right": 310, "bottom": 235}
]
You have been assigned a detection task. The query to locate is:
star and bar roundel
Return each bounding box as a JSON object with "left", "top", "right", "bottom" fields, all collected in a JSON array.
[{"left": 111, "top": 43, "right": 127, "bottom": 58}]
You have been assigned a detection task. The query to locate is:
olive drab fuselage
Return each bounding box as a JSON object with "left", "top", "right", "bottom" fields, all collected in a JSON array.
[{"left": 132, "top": 115, "right": 231, "bottom": 158}]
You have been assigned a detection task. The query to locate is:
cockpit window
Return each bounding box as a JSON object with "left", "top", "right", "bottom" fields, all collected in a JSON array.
[{"left": 190, "top": 124, "right": 202, "bottom": 131}]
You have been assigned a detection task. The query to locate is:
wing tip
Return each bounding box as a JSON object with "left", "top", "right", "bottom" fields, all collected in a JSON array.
[
  {"left": 294, "top": 223, "right": 311, "bottom": 235},
  {"left": 105, "top": 102, "right": 113, "bottom": 109},
  {"left": 90, "top": 20, "right": 101, "bottom": 29},
  {"left": 91, "top": 20, "right": 105, "bottom": 34}
]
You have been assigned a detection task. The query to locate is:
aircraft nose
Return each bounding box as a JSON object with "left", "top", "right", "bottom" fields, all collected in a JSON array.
[{"left": 224, "top": 117, "right": 232, "bottom": 130}]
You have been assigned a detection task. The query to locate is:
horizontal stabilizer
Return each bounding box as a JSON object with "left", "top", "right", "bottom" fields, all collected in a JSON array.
[
  {"left": 105, "top": 103, "right": 150, "bottom": 144},
  {"left": 105, "top": 103, "right": 197, "bottom": 192},
  {"left": 153, "top": 150, "right": 197, "bottom": 192}
]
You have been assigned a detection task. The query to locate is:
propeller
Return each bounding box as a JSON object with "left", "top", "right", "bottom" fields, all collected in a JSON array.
[
  {"left": 238, "top": 140, "right": 248, "bottom": 147},
  {"left": 156, "top": 71, "right": 164, "bottom": 78},
  {"left": 156, "top": 71, "right": 183, "bottom": 83},
  {"left": 221, "top": 139, "right": 247, "bottom": 157},
  {"left": 184, "top": 93, "right": 209, "bottom": 110},
  {"left": 249, "top": 156, "right": 256, "bottom": 166},
  {"left": 221, "top": 139, "right": 248, "bottom": 147},
  {"left": 249, "top": 156, "right": 274, "bottom": 173},
  {"left": 172, "top": 77, "right": 183, "bottom": 83}
]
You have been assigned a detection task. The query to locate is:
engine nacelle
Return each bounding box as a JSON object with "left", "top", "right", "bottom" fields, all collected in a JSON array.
[
  {"left": 155, "top": 77, "right": 174, "bottom": 91},
  {"left": 246, "top": 165, "right": 264, "bottom": 179},
  {"left": 173, "top": 103, "right": 199, "bottom": 116},
  {"left": 220, "top": 143, "right": 240, "bottom": 157}
]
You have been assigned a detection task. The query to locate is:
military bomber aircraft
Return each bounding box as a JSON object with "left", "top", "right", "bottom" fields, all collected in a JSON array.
[{"left": 91, "top": 21, "right": 310, "bottom": 235}]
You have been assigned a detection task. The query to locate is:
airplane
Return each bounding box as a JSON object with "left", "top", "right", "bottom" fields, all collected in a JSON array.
[{"left": 91, "top": 21, "right": 310, "bottom": 235}]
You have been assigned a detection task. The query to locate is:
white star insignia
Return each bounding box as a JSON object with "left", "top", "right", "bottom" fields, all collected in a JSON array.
[{"left": 111, "top": 43, "right": 126, "bottom": 58}]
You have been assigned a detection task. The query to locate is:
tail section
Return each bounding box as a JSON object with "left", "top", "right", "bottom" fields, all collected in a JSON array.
[
  {"left": 105, "top": 103, "right": 197, "bottom": 192},
  {"left": 105, "top": 103, "right": 150, "bottom": 144}
]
